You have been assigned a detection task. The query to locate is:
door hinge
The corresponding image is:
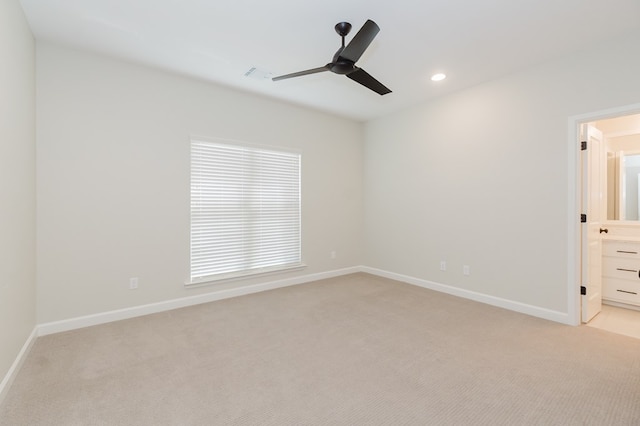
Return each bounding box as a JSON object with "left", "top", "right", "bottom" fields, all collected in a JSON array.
[
  {"left": 581, "top": 141, "right": 587, "bottom": 150},
  {"left": 581, "top": 214, "right": 587, "bottom": 223},
  {"left": 580, "top": 286, "right": 586, "bottom": 295}
]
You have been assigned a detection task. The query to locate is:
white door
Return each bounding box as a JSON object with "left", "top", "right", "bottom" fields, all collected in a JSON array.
[
  {"left": 581, "top": 124, "right": 604, "bottom": 323},
  {"left": 618, "top": 151, "right": 625, "bottom": 219}
]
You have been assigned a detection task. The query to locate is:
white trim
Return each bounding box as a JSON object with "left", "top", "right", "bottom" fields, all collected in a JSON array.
[
  {"left": 37, "top": 264, "right": 576, "bottom": 337},
  {"left": 36, "top": 260, "right": 580, "bottom": 338},
  {"left": 185, "top": 263, "right": 307, "bottom": 287},
  {"left": 361, "top": 266, "right": 570, "bottom": 324},
  {"left": 603, "top": 299, "right": 640, "bottom": 312},
  {"left": 567, "top": 117, "right": 581, "bottom": 326},
  {"left": 567, "top": 102, "right": 640, "bottom": 327},
  {"left": 38, "top": 266, "right": 360, "bottom": 336},
  {"left": 0, "top": 326, "right": 38, "bottom": 405}
]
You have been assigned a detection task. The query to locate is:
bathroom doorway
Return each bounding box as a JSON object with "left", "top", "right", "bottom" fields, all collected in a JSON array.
[{"left": 575, "top": 106, "right": 640, "bottom": 339}]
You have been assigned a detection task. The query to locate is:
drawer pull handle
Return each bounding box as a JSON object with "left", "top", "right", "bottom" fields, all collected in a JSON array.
[
  {"left": 616, "top": 268, "right": 637, "bottom": 272},
  {"left": 616, "top": 289, "right": 638, "bottom": 295},
  {"left": 616, "top": 250, "right": 638, "bottom": 254}
]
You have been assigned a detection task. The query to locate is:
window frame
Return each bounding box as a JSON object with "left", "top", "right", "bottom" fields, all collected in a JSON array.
[{"left": 187, "top": 137, "right": 304, "bottom": 286}]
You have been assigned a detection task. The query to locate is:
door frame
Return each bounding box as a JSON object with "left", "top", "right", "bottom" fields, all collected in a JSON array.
[{"left": 568, "top": 102, "right": 640, "bottom": 326}]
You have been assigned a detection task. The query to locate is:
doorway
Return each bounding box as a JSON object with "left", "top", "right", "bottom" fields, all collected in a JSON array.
[
  {"left": 570, "top": 103, "right": 640, "bottom": 338},
  {"left": 586, "top": 304, "right": 640, "bottom": 339}
]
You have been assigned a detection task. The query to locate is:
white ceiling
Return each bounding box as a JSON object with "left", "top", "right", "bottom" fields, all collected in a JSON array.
[{"left": 19, "top": 0, "right": 640, "bottom": 121}]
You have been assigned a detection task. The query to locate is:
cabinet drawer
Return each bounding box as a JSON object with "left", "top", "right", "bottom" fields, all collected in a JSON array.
[
  {"left": 602, "top": 256, "right": 640, "bottom": 280},
  {"left": 602, "top": 277, "right": 640, "bottom": 305},
  {"left": 603, "top": 241, "right": 640, "bottom": 259}
]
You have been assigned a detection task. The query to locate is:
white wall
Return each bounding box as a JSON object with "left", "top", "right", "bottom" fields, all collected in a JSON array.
[
  {"left": 364, "top": 32, "right": 640, "bottom": 315},
  {"left": 608, "top": 134, "right": 640, "bottom": 152},
  {"left": 36, "top": 43, "right": 363, "bottom": 323},
  {"left": 0, "top": 0, "right": 36, "bottom": 390},
  {"left": 596, "top": 114, "right": 640, "bottom": 136},
  {"left": 29, "top": 24, "right": 640, "bottom": 329}
]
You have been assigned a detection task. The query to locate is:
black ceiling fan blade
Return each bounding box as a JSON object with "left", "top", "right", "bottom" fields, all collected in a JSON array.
[
  {"left": 339, "top": 19, "right": 380, "bottom": 63},
  {"left": 272, "top": 65, "right": 330, "bottom": 81},
  {"left": 346, "top": 68, "right": 392, "bottom": 95}
]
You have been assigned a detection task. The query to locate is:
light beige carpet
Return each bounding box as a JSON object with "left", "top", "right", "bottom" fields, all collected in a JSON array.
[{"left": 1, "top": 273, "right": 640, "bottom": 425}]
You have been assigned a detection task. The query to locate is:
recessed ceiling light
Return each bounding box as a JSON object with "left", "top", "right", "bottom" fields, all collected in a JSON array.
[{"left": 431, "top": 73, "right": 446, "bottom": 82}]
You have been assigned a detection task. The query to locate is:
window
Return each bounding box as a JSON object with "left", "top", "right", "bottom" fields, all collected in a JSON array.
[{"left": 189, "top": 138, "right": 302, "bottom": 284}]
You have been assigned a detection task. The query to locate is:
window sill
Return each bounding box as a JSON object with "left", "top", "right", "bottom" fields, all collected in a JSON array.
[{"left": 185, "top": 263, "right": 307, "bottom": 288}]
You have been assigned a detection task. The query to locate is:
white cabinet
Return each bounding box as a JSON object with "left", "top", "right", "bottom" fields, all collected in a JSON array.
[{"left": 602, "top": 240, "right": 640, "bottom": 306}]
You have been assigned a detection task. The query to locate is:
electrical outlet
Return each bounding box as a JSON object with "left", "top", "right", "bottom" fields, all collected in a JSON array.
[
  {"left": 129, "top": 277, "right": 139, "bottom": 289},
  {"left": 440, "top": 261, "right": 446, "bottom": 271},
  {"left": 463, "top": 265, "right": 470, "bottom": 276},
  {"left": 330, "top": 251, "right": 336, "bottom": 259}
]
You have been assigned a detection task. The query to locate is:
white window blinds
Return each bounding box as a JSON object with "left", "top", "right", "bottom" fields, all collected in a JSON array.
[{"left": 190, "top": 139, "right": 302, "bottom": 283}]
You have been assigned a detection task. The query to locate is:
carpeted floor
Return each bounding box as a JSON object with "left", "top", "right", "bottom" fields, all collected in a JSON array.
[{"left": 1, "top": 273, "right": 639, "bottom": 425}]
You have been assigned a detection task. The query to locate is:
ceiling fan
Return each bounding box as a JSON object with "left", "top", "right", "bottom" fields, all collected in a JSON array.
[{"left": 272, "top": 20, "right": 392, "bottom": 95}]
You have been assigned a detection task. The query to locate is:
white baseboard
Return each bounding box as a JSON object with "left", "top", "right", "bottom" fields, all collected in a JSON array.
[
  {"left": 37, "top": 264, "right": 570, "bottom": 337},
  {"left": 37, "top": 266, "right": 570, "bottom": 336},
  {"left": 0, "top": 326, "right": 38, "bottom": 406},
  {"left": 603, "top": 299, "right": 640, "bottom": 312},
  {"left": 361, "top": 266, "right": 570, "bottom": 324},
  {"left": 2, "top": 265, "right": 569, "bottom": 403},
  {"left": 38, "top": 266, "right": 361, "bottom": 336}
]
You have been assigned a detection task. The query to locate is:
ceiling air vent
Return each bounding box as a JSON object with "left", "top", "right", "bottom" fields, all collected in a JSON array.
[{"left": 244, "top": 67, "right": 273, "bottom": 80}]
